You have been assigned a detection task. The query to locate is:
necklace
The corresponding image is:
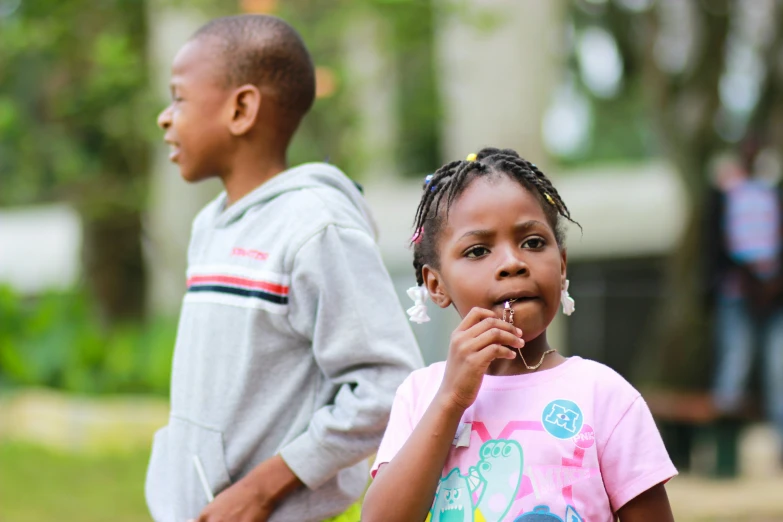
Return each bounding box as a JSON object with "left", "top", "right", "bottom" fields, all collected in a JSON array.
[
  {"left": 520, "top": 348, "right": 556, "bottom": 370},
  {"left": 503, "top": 299, "right": 556, "bottom": 371}
]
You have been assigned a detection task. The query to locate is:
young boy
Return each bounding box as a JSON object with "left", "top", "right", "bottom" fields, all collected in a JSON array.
[{"left": 145, "top": 15, "right": 423, "bottom": 522}]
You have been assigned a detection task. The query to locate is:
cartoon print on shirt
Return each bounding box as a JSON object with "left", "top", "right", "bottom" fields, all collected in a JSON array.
[
  {"left": 542, "top": 400, "right": 583, "bottom": 440},
  {"left": 513, "top": 504, "right": 584, "bottom": 522},
  {"left": 427, "top": 439, "right": 523, "bottom": 522},
  {"left": 474, "top": 440, "right": 523, "bottom": 521},
  {"left": 429, "top": 468, "right": 475, "bottom": 522}
]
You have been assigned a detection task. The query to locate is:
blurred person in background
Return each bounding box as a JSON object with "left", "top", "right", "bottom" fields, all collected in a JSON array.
[{"left": 705, "top": 135, "right": 783, "bottom": 465}]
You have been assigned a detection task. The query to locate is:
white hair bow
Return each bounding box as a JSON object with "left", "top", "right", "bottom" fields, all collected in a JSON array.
[{"left": 406, "top": 285, "right": 430, "bottom": 324}]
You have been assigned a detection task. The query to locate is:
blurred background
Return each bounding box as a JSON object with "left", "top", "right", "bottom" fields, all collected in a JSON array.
[{"left": 2, "top": 0, "right": 783, "bottom": 520}]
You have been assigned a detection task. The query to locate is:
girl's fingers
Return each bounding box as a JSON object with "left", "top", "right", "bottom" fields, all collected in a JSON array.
[
  {"left": 463, "top": 316, "right": 523, "bottom": 341},
  {"left": 467, "top": 326, "right": 524, "bottom": 353},
  {"left": 455, "top": 307, "right": 497, "bottom": 332},
  {"left": 474, "top": 344, "right": 518, "bottom": 363}
]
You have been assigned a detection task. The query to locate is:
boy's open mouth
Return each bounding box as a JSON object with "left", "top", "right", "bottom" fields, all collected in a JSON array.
[{"left": 166, "top": 144, "right": 181, "bottom": 162}]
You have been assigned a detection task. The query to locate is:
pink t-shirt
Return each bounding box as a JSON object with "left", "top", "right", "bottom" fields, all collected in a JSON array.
[{"left": 371, "top": 356, "right": 677, "bottom": 522}]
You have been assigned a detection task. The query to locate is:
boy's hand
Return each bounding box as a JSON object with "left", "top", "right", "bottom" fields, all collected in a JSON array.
[
  {"left": 438, "top": 307, "right": 522, "bottom": 411},
  {"left": 191, "top": 455, "right": 302, "bottom": 522},
  {"left": 191, "top": 481, "right": 273, "bottom": 522}
]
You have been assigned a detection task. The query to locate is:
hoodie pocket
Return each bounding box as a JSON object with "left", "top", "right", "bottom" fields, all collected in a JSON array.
[
  {"left": 146, "top": 417, "right": 233, "bottom": 521},
  {"left": 145, "top": 426, "right": 172, "bottom": 522}
]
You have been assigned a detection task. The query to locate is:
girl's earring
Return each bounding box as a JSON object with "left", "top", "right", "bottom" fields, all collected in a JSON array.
[
  {"left": 561, "top": 280, "right": 575, "bottom": 316},
  {"left": 406, "top": 285, "right": 430, "bottom": 324}
]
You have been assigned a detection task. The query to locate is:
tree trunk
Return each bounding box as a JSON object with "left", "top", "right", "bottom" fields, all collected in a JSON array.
[
  {"left": 626, "top": 2, "right": 728, "bottom": 389},
  {"left": 80, "top": 204, "right": 146, "bottom": 327},
  {"left": 634, "top": 204, "right": 713, "bottom": 390}
]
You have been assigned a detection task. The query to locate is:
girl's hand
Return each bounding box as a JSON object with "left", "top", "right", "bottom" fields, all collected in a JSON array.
[{"left": 438, "top": 307, "right": 522, "bottom": 411}]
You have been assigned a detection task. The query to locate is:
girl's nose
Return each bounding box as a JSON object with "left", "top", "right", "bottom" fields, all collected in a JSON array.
[{"left": 496, "top": 249, "right": 528, "bottom": 279}]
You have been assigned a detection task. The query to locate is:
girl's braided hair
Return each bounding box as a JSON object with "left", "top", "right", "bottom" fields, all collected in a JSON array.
[{"left": 412, "top": 147, "right": 580, "bottom": 285}]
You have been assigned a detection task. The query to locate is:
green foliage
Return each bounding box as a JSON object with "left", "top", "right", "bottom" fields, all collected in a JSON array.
[
  {"left": 0, "top": 440, "right": 362, "bottom": 522},
  {"left": 223, "top": 0, "right": 442, "bottom": 178},
  {"left": 382, "top": 0, "right": 442, "bottom": 176},
  {"left": 1, "top": 0, "right": 441, "bottom": 195},
  {"left": 557, "top": 79, "right": 657, "bottom": 168},
  {"left": 0, "top": 0, "right": 152, "bottom": 210},
  {"left": 0, "top": 286, "right": 175, "bottom": 395},
  {"left": 277, "top": 0, "right": 364, "bottom": 174},
  {"left": 552, "top": 1, "right": 659, "bottom": 167},
  {"left": 286, "top": 0, "right": 442, "bottom": 177},
  {"left": 0, "top": 441, "right": 152, "bottom": 522}
]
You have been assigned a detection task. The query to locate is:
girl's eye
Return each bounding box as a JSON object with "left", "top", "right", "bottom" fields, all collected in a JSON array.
[
  {"left": 522, "top": 237, "right": 545, "bottom": 249},
  {"left": 465, "top": 246, "right": 490, "bottom": 258}
]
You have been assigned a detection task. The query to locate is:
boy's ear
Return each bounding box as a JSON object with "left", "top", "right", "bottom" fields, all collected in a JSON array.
[
  {"left": 228, "top": 84, "right": 261, "bottom": 136},
  {"left": 422, "top": 265, "right": 452, "bottom": 309}
]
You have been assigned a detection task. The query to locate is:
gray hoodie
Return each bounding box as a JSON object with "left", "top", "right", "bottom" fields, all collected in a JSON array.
[{"left": 145, "top": 163, "right": 423, "bottom": 521}]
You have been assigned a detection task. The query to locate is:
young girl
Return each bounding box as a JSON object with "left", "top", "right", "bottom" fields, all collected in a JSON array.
[{"left": 362, "top": 148, "right": 676, "bottom": 522}]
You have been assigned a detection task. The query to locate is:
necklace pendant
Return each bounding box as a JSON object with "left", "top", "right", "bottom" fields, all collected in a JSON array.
[
  {"left": 502, "top": 300, "right": 515, "bottom": 324},
  {"left": 502, "top": 299, "right": 554, "bottom": 370}
]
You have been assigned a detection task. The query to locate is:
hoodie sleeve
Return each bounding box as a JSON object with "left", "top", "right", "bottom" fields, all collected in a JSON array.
[{"left": 278, "top": 224, "right": 424, "bottom": 490}]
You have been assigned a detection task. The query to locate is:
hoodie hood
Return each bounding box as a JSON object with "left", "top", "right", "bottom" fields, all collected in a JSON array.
[{"left": 212, "top": 162, "right": 377, "bottom": 238}]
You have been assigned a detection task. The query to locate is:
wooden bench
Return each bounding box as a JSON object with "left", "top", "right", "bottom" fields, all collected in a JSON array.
[{"left": 644, "top": 390, "right": 762, "bottom": 477}]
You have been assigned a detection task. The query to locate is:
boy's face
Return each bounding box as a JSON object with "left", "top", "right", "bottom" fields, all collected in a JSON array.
[
  {"left": 425, "top": 176, "right": 567, "bottom": 343},
  {"left": 157, "top": 37, "right": 233, "bottom": 183}
]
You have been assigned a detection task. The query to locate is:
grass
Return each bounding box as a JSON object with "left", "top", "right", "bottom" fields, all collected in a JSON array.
[
  {"left": 0, "top": 441, "right": 152, "bottom": 522},
  {"left": 0, "top": 441, "right": 361, "bottom": 522}
]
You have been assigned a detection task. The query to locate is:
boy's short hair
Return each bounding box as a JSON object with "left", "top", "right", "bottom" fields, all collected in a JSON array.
[{"left": 194, "top": 14, "right": 316, "bottom": 118}]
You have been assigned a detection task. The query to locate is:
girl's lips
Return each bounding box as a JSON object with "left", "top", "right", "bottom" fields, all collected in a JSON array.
[
  {"left": 494, "top": 296, "right": 538, "bottom": 307},
  {"left": 168, "top": 145, "right": 180, "bottom": 162}
]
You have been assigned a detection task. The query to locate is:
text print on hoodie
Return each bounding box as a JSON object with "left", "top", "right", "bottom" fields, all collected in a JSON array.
[{"left": 145, "top": 163, "right": 423, "bottom": 522}]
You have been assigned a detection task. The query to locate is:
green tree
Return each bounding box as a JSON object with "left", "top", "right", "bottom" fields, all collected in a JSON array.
[
  {"left": 0, "top": 0, "right": 152, "bottom": 325},
  {"left": 232, "top": 0, "right": 441, "bottom": 177},
  {"left": 1, "top": 0, "right": 440, "bottom": 325},
  {"left": 575, "top": 0, "right": 783, "bottom": 388}
]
